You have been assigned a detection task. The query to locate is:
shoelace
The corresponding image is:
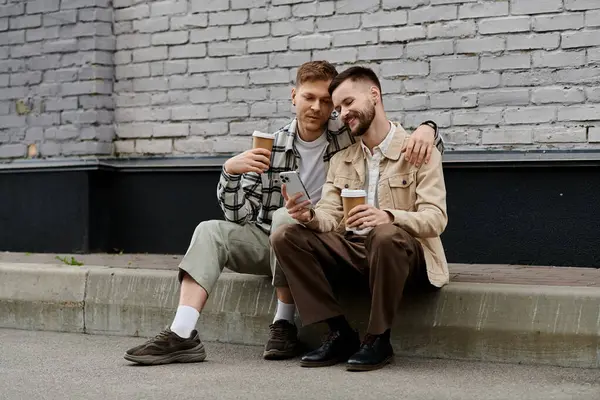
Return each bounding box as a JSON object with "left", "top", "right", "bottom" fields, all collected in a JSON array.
[
  {"left": 322, "top": 330, "right": 341, "bottom": 345},
  {"left": 147, "top": 329, "right": 172, "bottom": 344},
  {"left": 269, "top": 323, "right": 289, "bottom": 341}
]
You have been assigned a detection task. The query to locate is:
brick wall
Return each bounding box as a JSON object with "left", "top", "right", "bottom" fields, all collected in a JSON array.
[
  {"left": 0, "top": 0, "right": 114, "bottom": 159},
  {"left": 1, "top": 0, "right": 600, "bottom": 159}
]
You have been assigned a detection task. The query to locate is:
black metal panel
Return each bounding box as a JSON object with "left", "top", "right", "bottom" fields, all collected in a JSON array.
[
  {"left": 88, "top": 170, "right": 114, "bottom": 253},
  {"left": 0, "top": 157, "right": 599, "bottom": 267},
  {"left": 0, "top": 171, "right": 89, "bottom": 253},
  {"left": 441, "top": 166, "right": 600, "bottom": 267},
  {"left": 108, "top": 170, "right": 223, "bottom": 254}
]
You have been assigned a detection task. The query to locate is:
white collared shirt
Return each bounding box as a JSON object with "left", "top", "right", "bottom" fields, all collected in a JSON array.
[{"left": 360, "top": 122, "right": 395, "bottom": 208}]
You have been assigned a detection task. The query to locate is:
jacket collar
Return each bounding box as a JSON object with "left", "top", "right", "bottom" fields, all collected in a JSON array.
[{"left": 344, "top": 122, "right": 408, "bottom": 163}]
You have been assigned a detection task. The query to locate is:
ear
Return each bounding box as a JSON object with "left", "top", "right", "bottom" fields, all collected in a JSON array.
[
  {"left": 370, "top": 86, "right": 380, "bottom": 105},
  {"left": 291, "top": 87, "right": 297, "bottom": 106}
]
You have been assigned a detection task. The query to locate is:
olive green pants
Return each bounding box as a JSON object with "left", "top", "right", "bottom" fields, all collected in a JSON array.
[{"left": 177, "top": 208, "right": 296, "bottom": 295}]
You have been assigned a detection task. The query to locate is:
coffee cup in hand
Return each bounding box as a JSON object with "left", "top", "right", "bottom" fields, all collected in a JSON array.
[
  {"left": 252, "top": 131, "right": 275, "bottom": 153},
  {"left": 341, "top": 189, "right": 368, "bottom": 233}
]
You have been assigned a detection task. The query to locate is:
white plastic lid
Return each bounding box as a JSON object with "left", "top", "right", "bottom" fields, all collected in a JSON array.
[
  {"left": 252, "top": 131, "right": 275, "bottom": 139},
  {"left": 341, "top": 189, "right": 366, "bottom": 197}
]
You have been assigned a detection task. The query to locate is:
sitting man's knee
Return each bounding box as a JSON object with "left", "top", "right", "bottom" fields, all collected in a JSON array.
[
  {"left": 367, "top": 224, "right": 410, "bottom": 249},
  {"left": 196, "top": 219, "right": 221, "bottom": 232},
  {"left": 190, "top": 219, "right": 226, "bottom": 243},
  {"left": 270, "top": 224, "right": 304, "bottom": 250}
]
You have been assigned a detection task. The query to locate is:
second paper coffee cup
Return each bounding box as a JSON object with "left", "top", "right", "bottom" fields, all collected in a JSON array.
[{"left": 341, "top": 189, "right": 366, "bottom": 222}]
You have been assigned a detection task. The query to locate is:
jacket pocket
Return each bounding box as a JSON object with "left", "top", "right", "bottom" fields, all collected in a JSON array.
[
  {"left": 386, "top": 173, "right": 416, "bottom": 210},
  {"left": 333, "top": 176, "right": 362, "bottom": 191}
]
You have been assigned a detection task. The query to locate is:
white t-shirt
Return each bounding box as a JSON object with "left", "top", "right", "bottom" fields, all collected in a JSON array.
[{"left": 295, "top": 132, "right": 328, "bottom": 205}]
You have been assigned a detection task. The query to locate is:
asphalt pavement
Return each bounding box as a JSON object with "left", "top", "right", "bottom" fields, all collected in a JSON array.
[{"left": 1, "top": 329, "right": 599, "bottom": 400}]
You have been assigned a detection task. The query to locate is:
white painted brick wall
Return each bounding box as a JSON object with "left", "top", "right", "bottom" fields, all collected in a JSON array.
[{"left": 2, "top": 0, "right": 600, "bottom": 160}]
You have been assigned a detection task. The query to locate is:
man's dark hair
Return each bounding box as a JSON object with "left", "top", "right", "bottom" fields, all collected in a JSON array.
[{"left": 328, "top": 66, "right": 382, "bottom": 96}]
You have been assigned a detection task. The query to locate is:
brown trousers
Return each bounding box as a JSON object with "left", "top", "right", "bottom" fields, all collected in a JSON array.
[{"left": 271, "top": 223, "right": 434, "bottom": 335}]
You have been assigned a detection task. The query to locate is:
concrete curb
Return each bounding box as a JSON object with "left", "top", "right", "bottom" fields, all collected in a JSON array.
[{"left": 2, "top": 262, "right": 600, "bottom": 368}]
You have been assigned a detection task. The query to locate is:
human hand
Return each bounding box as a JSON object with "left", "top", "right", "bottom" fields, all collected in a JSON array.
[
  {"left": 282, "top": 184, "right": 312, "bottom": 223},
  {"left": 401, "top": 124, "right": 436, "bottom": 167},
  {"left": 223, "top": 148, "right": 271, "bottom": 175},
  {"left": 346, "top": 204, "right": 392, "bottom": 229}
]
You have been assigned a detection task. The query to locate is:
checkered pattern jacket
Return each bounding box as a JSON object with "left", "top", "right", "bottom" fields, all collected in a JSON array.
[{"left": 217, "top": 116, "right": 444, "bottom": 234}]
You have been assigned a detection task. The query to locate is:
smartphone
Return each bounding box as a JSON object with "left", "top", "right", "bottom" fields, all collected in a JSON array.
[{"left": 279, "top": 171, "right": 312, "bottom": 208}]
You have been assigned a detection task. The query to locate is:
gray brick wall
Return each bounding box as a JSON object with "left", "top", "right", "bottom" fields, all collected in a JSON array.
[
  {"left": 1, "top": 0, "right": 600, "bottom": 159},
  {"left": 112, "top": 0, "right": 600, "bottom": 155},
  {"left": 0, "top": 0, "right": 114, "bottom": 159}
]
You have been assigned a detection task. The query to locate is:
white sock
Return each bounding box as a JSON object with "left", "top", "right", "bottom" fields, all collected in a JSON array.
[
  {"left": 273, "top": 300, "right": 296, "bottom": 324},
  {"left": 170, "top": 305, "right": 200, "bottom": 339}
]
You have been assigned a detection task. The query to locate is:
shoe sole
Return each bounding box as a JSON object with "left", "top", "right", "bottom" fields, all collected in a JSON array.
[
  {"left": 263, "top": 348, "right": 299, "bottom": 360},
  {"left": 345, "top": 355, "right": 393, "bottom": 372},
  {"left": 124, "top": 343, "right": 206, "bottom": 365},
  {"left": 300, "top": 358, "right": 345, "bottom": 368}
]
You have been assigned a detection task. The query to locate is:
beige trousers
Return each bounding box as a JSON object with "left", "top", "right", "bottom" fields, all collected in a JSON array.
[{"left": 177, "top": 208, "right": 297, "bottom": 295}]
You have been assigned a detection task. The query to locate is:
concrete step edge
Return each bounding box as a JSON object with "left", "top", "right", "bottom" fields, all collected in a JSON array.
[{"left": 1, "top": 263, "right": 599, "bottom": 368}]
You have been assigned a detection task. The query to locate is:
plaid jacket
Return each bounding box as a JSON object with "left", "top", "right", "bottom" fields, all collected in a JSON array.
[{"left": 217, "top": 116, "right": 444, "bottom": 234}]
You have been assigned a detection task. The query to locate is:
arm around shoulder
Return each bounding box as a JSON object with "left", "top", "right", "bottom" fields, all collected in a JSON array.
[{"left": 384, "top": 148, "right": 448, "bottom": 238}]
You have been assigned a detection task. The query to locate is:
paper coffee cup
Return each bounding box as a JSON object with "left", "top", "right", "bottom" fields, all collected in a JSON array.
[
  {"left": 252, "top": 131, "right": 275, "bottom": 152},
  {"left": 341, "top": 189, "right": 366, "bottom": 222}
]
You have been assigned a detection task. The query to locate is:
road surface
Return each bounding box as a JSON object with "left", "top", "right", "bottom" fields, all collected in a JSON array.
[{"left": 1, "top": 329, "right": 599, "bottom": 400}]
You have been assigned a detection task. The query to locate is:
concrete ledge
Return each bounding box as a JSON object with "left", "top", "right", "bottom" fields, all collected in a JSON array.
[
  {"left": 0, "top": 263, "right": 88, "bottom": 333},
  {"left": 1, "top": 263, "right": 600, "bottom": 368}
]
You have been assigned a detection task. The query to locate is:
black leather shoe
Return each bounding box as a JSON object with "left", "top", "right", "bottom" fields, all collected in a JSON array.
[
  {"left": 300, "top": 330, "right": 360, "bottom": 368},
  {"left": 346, "top": 334, "right": 394, "bottom": 372}
]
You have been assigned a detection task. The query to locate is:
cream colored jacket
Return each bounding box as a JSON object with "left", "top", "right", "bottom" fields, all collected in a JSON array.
[{"left": 306, "top": 123, "right": 449, "bottom": 287}]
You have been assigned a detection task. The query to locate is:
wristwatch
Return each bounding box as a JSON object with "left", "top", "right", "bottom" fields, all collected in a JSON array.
[{"left": 420, "top": 120, "right": 438, "bottom": 138}]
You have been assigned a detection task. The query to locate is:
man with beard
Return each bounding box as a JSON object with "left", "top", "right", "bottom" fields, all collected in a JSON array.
[
  {"left": 124, "top": 61, "right": 444, "bottom": 365},
  {"left": 271, "top": 66, "right": 448, "bottom": 372}
]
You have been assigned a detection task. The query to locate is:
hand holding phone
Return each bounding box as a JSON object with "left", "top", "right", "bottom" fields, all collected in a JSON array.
[{"left": 280, "top": 171, "right": 312, "bottom": 223}]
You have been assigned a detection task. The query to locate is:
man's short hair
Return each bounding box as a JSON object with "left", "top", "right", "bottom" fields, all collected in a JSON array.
[
  {"left": 328, "top": 66, "right": 382, "bottom": 96},
  {"left": 295, "top": 61, "right": 338, "bottom": 86}
]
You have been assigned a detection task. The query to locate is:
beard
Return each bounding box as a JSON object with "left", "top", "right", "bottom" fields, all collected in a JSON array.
[{"left": 345, "top": 104, "right": 375, "bottom": 137}]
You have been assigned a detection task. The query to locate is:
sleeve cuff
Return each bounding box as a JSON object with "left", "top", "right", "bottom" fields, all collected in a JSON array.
[
  {"left": 220, "top": 167, "right": 242, "bottom": 188},
  {"left": 302, "top": 209, "right": 319, "bottom": 230}
]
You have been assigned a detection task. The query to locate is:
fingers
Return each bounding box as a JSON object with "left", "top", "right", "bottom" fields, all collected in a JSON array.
[
  {"left": 248, "top": 154, "right": 270, "bottom": 171},
  {"left": 347, "top": 204, "right": 371, "bottom": 217},
  {"left": 403, "top": 139, "right": 415, "bottom": 162},
  {"left": 346, "top": 209, "right": 373, "bottom": 227},
  {"left": 288, "top": 199, "right": 311, "bottom": 215},
  {"left": 250, "top": 148, "right": 272, "bottom": 158},
  {"left": 424, "top": 143, "right": 433, "bottom": 164},
  {"left": 248, "top": 160, "right": 269, "bottom": 171},
  {"left": 415, "top": 143, "right": 429, "bottom": 166},
  {"left": 406, "top": 141, "right": 423, "bottom": 165},
  {"left": 290, "top": 209, "right": 311, "bottom": 222},
  {"left": 348, "top": 215, "right": 372, "bottom": 228},
  {"left": 362, "top": 217, "right": 385, "bottom": 227},
  {"left": 285, "top": 192, "right": 304, "bottom": 209},
  {"left": 251, "top": 154, "right": 271, "bottom": 166},
  {"left": 281, "top": 184, "right": 288, "bottom": 201}
]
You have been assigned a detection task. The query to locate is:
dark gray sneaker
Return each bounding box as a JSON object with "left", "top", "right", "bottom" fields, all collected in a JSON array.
[
  {"left": 263, "top": 320, "right": 301, "bottom": 360},
  {"left": 124, "top": 328, "right": 206, "bottom": 365}
]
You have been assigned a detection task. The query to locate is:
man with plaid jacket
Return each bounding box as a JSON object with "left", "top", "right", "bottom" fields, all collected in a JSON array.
[{"left": 124, "top": 61, "right": 444, "bottom": 365}]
